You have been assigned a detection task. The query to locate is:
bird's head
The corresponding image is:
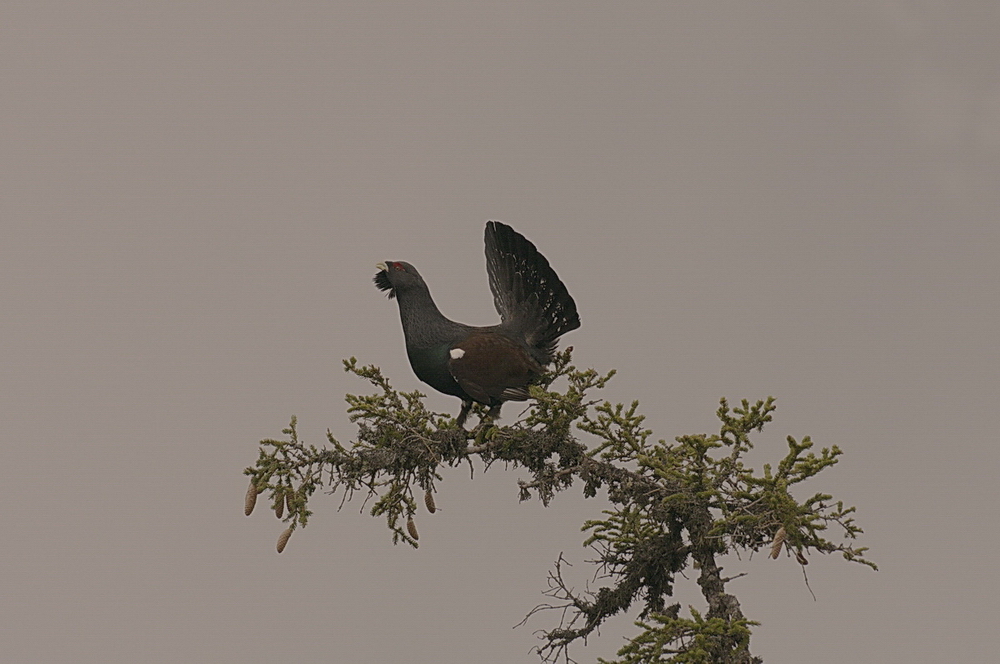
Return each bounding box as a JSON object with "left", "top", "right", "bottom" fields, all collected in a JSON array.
[{"left": 374, "top": 261, "right": 426, "bottom": 299}]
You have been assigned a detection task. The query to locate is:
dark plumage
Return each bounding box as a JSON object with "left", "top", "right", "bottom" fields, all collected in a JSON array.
[{"left": 374, "top": 221, "right": 580, "bottom": 427}]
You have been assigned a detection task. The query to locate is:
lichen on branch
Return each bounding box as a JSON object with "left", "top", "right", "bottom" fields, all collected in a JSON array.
[{"left": 243, "top": 348, "right": 875, "bottom": 663}]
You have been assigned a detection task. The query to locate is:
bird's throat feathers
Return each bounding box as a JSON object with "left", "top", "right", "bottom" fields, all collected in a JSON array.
[{"left": 373, "top": 269, "right": 395, "bottom": 298}]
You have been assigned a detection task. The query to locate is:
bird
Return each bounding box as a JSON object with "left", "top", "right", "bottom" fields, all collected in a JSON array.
[{"left": 374, "top": 221, "right": 580, "bottom": 428}]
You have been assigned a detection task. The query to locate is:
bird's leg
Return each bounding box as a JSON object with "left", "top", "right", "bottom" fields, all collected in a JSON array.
[
  {"left": 455, "top": 400, "right": 473, "bottom": 429},
  {"left": 471, "top": 403, "right": 502, "bottom": 433}
]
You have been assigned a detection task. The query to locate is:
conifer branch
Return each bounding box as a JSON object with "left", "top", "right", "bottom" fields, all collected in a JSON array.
[{"left": 242, "top": 348, "right": 875, "bottom": 662}]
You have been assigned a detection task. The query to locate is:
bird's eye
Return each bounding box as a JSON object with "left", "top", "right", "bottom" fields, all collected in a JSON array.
[{"left": 393, "top": 262, "right": 404, "bottom": 271}]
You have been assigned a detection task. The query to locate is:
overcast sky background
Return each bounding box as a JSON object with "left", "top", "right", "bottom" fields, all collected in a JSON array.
[{"left": 2, "top": 2, "right": 998, "bottom": 662}]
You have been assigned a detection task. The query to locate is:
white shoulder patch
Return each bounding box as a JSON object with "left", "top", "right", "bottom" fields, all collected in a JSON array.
[{"left": 449, "top": 348, "right": 465, "bottom": 360}]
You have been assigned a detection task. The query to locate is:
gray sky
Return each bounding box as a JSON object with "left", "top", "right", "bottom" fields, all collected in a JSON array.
[{"left": 2, "top": 2, "right": 998, "bottom": 662}]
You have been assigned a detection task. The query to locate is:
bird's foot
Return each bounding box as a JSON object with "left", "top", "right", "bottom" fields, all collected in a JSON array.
[
  {"left": 471, "top": 420, "right": 500, "bottom": 447},
  {"left": 470, "top": 405, "right": 501, "bottom": 436},
  {"left": 470, "top": 419, "right": 493, "bottom": 437}
]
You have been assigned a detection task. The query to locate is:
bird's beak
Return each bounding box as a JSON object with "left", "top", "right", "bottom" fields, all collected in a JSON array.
[{"left": 376, "top": 262, "right": 388, "bottom": 272}]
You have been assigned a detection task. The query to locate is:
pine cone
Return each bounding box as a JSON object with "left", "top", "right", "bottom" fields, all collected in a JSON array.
[
  {"left": 770, "top": 526, "right": 787, "bottom": 559},
  {"left": 276, "top": 527, "right": 293, "bottom": 553},
  {"left": 244, "top": 481, "right": 258, "bottom": 516}
]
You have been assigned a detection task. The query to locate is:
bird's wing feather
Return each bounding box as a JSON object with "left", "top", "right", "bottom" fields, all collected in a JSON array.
[{"left": 448, "top": 333, "right": 541, "bottom": 405}]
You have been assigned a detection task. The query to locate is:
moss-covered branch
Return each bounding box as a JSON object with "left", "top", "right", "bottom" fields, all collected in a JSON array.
[{"left": 243, "top": 348, "right": 875, "bottom": 662}]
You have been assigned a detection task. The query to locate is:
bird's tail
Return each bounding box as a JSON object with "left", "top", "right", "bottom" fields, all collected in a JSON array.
[{"left": 484, "top": 221, "right": 580, "bottom": 362}]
